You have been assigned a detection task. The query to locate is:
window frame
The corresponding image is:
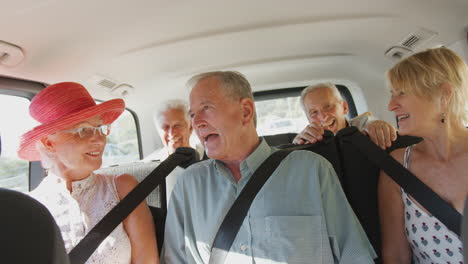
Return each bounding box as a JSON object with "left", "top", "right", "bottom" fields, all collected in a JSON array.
[
  {"left": 125, "top": 107, "right": 144, "bottom": 160},
  {"left": 0, "top": 76, "right": 46, "bottom": 191},
  {"left": 96, "top": 99, "right": 144, "bottom": 165}
]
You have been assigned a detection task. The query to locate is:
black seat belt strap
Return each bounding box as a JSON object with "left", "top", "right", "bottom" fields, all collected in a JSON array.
[
  {"left": 209, "top": 149, "right": 292, "bottom": 264},
  {"left": 69, "top": 147, "right": 196, "bottom": 264},
  {"left": 348, "top": 131, "right": 462, "bottom": 236}
]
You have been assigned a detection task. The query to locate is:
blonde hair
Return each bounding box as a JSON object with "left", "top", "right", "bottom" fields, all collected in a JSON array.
[{"left": 387, "top": 47, "right": 468, "bottom": 125}]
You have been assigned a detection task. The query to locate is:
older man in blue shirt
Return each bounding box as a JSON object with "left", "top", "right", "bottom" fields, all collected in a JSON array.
[{"left": 162, "top": 71, "right": 376, "bottom": 263}]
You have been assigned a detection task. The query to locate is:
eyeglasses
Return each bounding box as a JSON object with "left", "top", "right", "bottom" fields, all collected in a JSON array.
[{"left": 58, "top": 124, "right": 111, "bottom": 138}]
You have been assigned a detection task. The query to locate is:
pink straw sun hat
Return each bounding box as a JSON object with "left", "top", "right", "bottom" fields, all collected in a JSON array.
[{"left": 18, "top": 82, "right": 125, "bottom": 161}]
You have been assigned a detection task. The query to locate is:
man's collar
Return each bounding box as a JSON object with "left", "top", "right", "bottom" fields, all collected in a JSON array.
[
  {"left": 240, "top": 138, "right": 272, "bottom": 175},
  {"left": 215, "top": 138, "right": 272, "bottom": 183}
]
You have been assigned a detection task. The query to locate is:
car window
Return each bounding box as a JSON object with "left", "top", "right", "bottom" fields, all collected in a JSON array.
[
  {"left": 0, "top": 94, "right": 37, "bottom": 192},
  {"left": 101, "top": 109, "right": 141, "bottom": 167},
  {"left": 255, "top": 96, "right": 308, "bottom": 136}
]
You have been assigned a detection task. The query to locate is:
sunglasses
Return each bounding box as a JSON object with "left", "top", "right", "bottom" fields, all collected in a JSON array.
[{"left": 58, "top": 124, "right": 111, "bottom": 138}]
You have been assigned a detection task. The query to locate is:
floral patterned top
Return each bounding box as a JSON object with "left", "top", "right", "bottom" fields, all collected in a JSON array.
[{"left": 401, "top": 145, "right": 463, "bottom": 264}]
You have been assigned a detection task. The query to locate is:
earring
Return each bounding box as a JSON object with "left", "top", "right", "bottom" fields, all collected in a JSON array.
[{"left": 440, "top": 113, "right": 446, "bottom": 124}]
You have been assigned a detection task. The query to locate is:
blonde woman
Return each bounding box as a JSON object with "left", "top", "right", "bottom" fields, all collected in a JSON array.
[{"left": 379, "top": 47, "right": 468, "bottom": 263}]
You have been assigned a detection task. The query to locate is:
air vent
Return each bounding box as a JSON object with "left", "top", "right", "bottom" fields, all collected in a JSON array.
[
  {"left": 98, "top": 79, "right": 117, "bottom": 89},
  {"left": 88, "top": 74, "right": 134, "bottom": 97},
  {"left": 401, "top": 35, "right": 421, "bottom": 49},
  {"left": 385, "top": 28, "right": 439, "bottom": 61},
  {"left": 89, "top": 74, "right": 119, "bottom": 90},
  {"left": 399, "top": 28, "right": 438, "bottom": 51}
]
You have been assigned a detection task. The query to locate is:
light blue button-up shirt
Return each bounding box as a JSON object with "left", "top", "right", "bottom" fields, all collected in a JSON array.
[{"left": 162, "top": 139, "right": 376, "bottom": 263}]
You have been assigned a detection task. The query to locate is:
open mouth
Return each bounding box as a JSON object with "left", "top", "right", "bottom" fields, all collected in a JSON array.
[
  {"left": 203, "top": 133, "right": 219, "bottom": 145},
  {"left": 397, "top": 114, "right": 410, "bottom": 122},
  {"left": 168, "top": 138, "right": 181, "bottom": 145},
  {"left": 322, "top": 119, "right": 336, "bottom": 129}
]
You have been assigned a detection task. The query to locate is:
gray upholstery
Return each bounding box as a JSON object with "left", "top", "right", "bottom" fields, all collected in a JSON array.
[
  {"left": 263, "top": 133, "right": 297, "bottom": 146},
  {"left": 95, "top": 160, "right": 162, "bottom": 207}
]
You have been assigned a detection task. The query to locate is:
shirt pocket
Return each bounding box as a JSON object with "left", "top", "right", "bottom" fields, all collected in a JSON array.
[{"left": 264, "top": 215, "right": 329, "bottom": 264}]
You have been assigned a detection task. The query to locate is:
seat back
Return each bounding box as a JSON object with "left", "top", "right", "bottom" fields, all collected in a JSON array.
[
  {"left": 263, "top": 132, "right": 297, "bottom": 146},
  {"left": 276, "top": 131, "right": 343, "bottom": 182},
  {"left": 335, "top": 128, "right": 382, "bottom": 257},
  {"left": 336, "top": 127, "right": 422, "bottom": 259},
  {"left": 0, "top": 188, "right": 70, "bottom": 264},
  {"left": 274, "top": 127, "right": 421, "bottom": 261},
  {"left": 95, "top": 161, "right": 163, "bottom": 207}
]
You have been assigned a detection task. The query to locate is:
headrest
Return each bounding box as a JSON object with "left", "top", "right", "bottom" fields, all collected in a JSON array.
[{"left": 0, "top": 188, "right": 70, "bottom": 264}]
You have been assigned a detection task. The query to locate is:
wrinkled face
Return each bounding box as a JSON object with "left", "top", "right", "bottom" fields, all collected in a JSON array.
[
  {"left": 388, "top": 88, "right": 438, "bottom": 136},
  {"left": 303, "top": 87, "right": 349, "bottom": 133},
  {"left": 189, "top": 77, "right": 244, "bottom": 161},
  {"left": 43, "top": 115, "right": 107, "bottom": 178},
  {"left": 157, "top": 108, "right": 192, "bottom": 154}
]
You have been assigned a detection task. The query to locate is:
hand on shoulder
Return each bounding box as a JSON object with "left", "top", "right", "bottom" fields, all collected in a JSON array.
[{"left": 362, "top": 120, "right": 397, "bottom": 149}]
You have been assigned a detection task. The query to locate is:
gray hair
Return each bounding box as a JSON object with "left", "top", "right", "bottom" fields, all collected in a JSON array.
[
  {"left": 35, "top": 139, "right": 55, "bottom": 171},
  {"left": 153, "top": 99, "right": 190, "bottom": 127},
  {"left": 187, "top": 71, "right": 257, "bottom": 125},
  {"left": 300, "top": 82, "right": 344, "bottom": 111}
]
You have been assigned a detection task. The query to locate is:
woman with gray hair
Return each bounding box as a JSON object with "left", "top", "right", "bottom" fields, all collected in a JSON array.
[{"left": 19, "top": 82, "right": 159, "bottom": 264}]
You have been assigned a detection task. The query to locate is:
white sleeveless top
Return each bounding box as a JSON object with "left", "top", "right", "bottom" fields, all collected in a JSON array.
[
  {"left": 30, "top": 172, "right": 132, "bottom": 264},
  {"left": 401, "top": 145, "right": 463, "bottom": 263}
]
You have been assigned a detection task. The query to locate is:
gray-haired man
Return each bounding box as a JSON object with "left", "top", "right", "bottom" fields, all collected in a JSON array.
[
  {"left": 293, "top": 83, "right": 397, "bottom": 149},
  {"left": 162, "top": 71, "right": 376, "bottom": 263},
  {"left": 145, "top": 99, "right": 204, "bottom": 161},
  {"left": 145, "top": 99, "right": 204, "bottom": 202}
]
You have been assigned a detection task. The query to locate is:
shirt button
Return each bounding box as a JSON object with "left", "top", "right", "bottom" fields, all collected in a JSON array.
[{"left": 240, "top": 244, "right": 248, "bottom": 251}]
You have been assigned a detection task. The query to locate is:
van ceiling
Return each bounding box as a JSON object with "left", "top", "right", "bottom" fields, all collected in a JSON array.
[{"left": 1, "top": 0, "right": 467, "bottom": 100}]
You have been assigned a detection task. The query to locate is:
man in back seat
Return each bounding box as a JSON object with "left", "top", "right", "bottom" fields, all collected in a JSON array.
[
  {"left": 162, "top": 71, "right": 376, "bottom": 263},
  {"left": 293, "top": 83, "right": 397, "bottom": 149},
  {"left": 144, "top": 99, "right": 205, "bottom": 200},
  {"left": 145, "top": 99, "right": 204, "bottom": 161}
]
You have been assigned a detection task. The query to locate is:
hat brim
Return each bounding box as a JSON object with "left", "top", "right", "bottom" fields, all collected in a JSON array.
[{"left": 18, "top": 98, "right": 125, "bottom": 161}]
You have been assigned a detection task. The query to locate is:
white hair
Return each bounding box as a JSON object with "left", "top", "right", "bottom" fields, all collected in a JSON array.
[
  {"left": 153, "top": 99, "right": 190, "bottom": 127},
  {"left": 187, "top": 71, "right": 253, "bottom": 101},
  {"left": 35, "top": 139, "right": 55, "bottom": 171},
  {"left": 186, "top": 71, "right": 257, "bottom": 125},
  {"left": 300, "top": 82, "right": 344, "bottom": 111}
]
